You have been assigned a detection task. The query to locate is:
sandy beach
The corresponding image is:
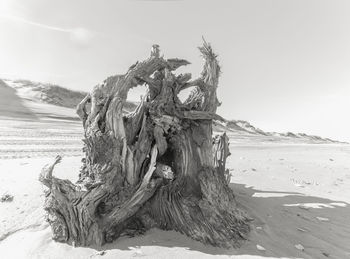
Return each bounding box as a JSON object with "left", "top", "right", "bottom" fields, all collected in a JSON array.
[{"left": 0, "top": 142, "right": 349, "bottom": 258}]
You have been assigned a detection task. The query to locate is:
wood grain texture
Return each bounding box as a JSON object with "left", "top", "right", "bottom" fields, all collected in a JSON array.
[{"left": 39, "top": 40, "right": 250, "bottom": 248}]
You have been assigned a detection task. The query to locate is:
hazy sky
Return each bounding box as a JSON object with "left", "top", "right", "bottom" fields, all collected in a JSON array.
[{"left": 1, "top": 0, "right": 349, "bottom": 141}]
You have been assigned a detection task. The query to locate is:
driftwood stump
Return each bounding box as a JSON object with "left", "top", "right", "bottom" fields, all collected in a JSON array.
[{"left": 39, "top": 40, "right": 250, "bottom": 248}]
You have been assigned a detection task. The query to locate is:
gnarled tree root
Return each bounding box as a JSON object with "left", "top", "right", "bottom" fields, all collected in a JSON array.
[{"left": 39, "top": 40, "right": 250, "bottom": 248}]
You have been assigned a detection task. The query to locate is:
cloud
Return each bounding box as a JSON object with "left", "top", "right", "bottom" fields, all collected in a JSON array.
[
  {"left": 0, "top": 14, "right": 93, "bottom": 45},
  {"left": 0, "top": 14, "right": 69, "bottom": 32}
]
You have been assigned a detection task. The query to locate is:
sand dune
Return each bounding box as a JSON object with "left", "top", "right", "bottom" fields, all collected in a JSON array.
[
  {"left": 0, "top": 80, "right": 83, "bottom": 159},
  {"left": 2, "top": 77, "right": 344, "bottom": 145},
  {"left": 0, "top": 80, "right": 36, "bottom": 120}
]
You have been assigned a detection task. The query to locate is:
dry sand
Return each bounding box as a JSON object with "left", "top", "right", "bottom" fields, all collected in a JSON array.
[{"left": 0, "top": 144, "right": 349, "bottom": 259}]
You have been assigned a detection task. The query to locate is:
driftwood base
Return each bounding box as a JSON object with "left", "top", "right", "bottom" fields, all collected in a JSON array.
[{"left": 39, "top": 41, "right": 250, "bottom": 248}]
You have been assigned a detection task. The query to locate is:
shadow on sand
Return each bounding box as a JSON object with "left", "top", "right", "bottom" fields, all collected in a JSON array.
[{"left": 89, "top": 183, "right": 350, "bottom": 258}]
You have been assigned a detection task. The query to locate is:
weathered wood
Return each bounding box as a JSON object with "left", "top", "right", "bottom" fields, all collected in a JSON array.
[
  {"left": 39, "top": 40, "right": 250, "bottom": 248},
  {"left": 213, "top": 132, "right": 231, "bottom": 184}
]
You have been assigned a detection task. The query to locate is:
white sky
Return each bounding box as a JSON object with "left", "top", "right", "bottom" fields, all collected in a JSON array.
[{"left": 0, "top": 0, "right": 349, "bottom": 142}]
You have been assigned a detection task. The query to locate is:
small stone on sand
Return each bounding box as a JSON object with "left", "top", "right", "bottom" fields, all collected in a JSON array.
[{"left": 1, "top": 193, "right": 14, "bottom": 202}]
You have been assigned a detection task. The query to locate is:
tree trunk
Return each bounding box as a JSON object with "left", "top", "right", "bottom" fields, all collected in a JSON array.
[{"left": 39, "top": 41, "right": 250, "bottom": 248}]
